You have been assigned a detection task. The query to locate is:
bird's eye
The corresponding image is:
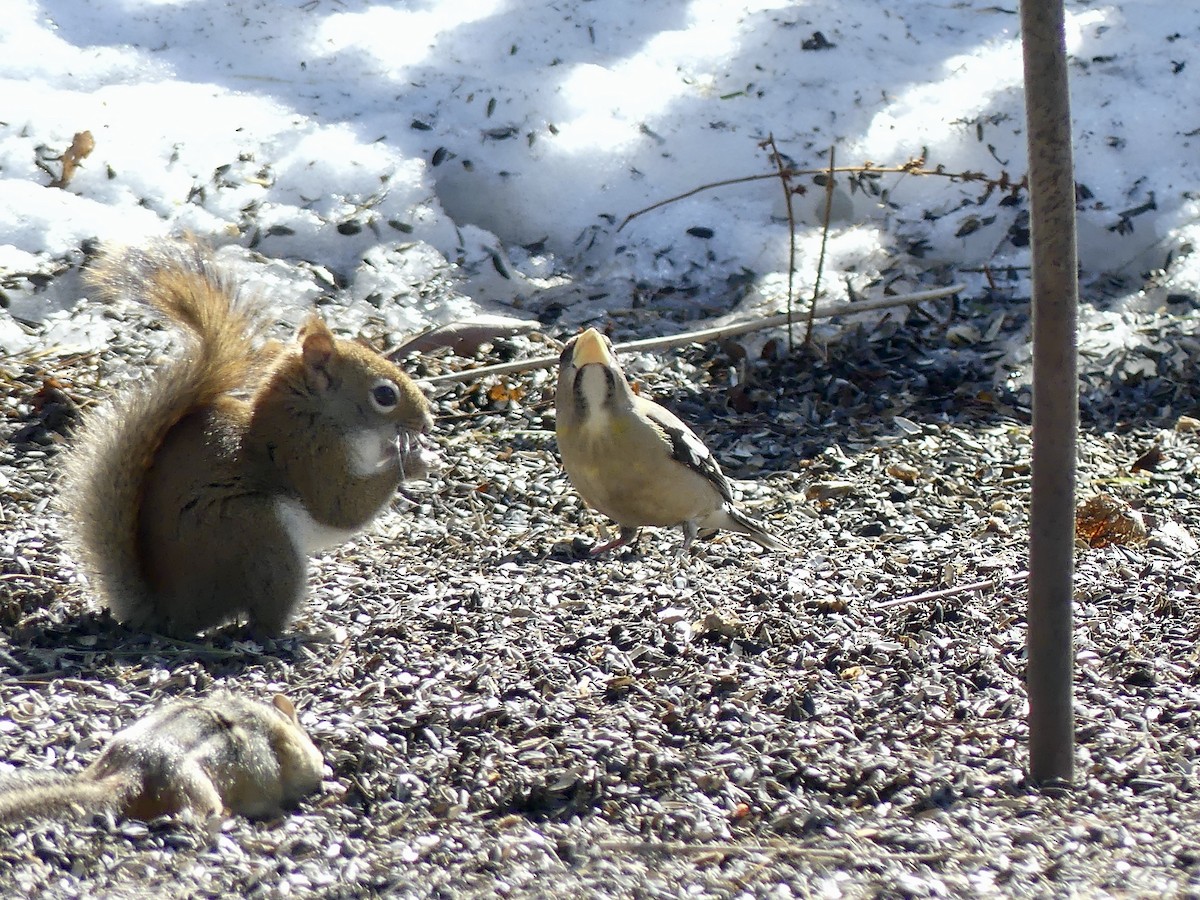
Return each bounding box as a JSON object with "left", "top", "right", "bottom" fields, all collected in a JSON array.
[
  {"left": 370, "top": 379, "right": 399, "bottom": 412},
  {"left": 559, "top": 339, "right": 577, "bottom": 365}
]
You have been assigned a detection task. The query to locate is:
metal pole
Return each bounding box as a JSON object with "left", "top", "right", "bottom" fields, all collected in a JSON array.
[{"left": 1020, "top": 0, "right": 1078, "bottom": 785}]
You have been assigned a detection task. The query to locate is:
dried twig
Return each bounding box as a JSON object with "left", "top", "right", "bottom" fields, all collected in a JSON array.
[
  {"left": 597, "top": 839, "right": 949, "bottom": 864},
  {"left": 616, "top": 172, "right": 798, "bottom": 232},
  {"left": 618, "top": 159, "right": 1026, "bottom": 232},
  {"left": 808, "top": 145, "right": 837, "bottom": 346},
  {"left": 0, "top": 572, "right": 60, "bottom": 584},
  {"left": 423, "top": 283, "right": 964, "bottom": 385},
  {"left": 760, "top": 135, "right": 799, "bottom": 350},
  {"left": 876, "top": 570, "right": 1029, "bottom": 610}
]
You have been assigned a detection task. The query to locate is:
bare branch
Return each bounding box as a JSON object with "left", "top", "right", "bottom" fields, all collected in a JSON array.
[
  {"left": 808, "top": 146, "right": 837, "bottom": 346},
  {"left": 875, "top": 571, "right": 1028, "bottom": 610},
  {"left": 761, "top": 134, "right": 799, "bottom": 350},
  {"left": 617, "top": 160, "right": 1027, "bottom": 232},
  {"left": 423, "top": 283, "right": 964, "bottom": 385}
]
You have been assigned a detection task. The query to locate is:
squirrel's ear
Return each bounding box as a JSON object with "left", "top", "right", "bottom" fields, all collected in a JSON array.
[{"left": 299, "top": 317, "right": 335, "bottom": 389}]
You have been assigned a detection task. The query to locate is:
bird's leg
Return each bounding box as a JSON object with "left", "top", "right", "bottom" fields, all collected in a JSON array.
[
  {"left": 591, "top": 526, "right": 639, "bottom": 556},
  {"left": 676, "top": 520, "right": 700, "bottom": 559}
]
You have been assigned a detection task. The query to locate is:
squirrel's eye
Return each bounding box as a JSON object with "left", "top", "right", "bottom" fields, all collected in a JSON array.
[{"left": 370, "top": 379, "right": 399, "bottom": 412}]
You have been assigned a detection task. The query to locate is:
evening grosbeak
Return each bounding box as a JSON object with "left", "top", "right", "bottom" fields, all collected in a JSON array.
[{"left": 555, "top": 328, "right": 789, "bottom": 556}]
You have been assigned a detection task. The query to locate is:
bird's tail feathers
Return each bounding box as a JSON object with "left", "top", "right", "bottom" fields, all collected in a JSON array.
[{"left": 715, "top": 506, "right": 791, "bottom": 552}]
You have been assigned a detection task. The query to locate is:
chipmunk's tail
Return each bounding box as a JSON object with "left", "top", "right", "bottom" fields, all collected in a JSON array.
[{"left": 0, "top": 770, "right": 133, "bottom": 824}]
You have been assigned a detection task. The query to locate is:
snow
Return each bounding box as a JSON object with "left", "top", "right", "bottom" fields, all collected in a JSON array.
[{"left": 2, "top": 0, "right": 1199, "bottom": 353}]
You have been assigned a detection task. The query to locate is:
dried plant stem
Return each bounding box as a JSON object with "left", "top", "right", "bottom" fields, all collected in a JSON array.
[
  {"left": 616, "top": 173, "right": 792, "bottom": 231},
  {"left": 618, "top": 161, "right": 1025, "bottom": 232},
  {"left": 876, "top": 571, "right": 1029, "bottom": 610},
  {"left": 597, "top": 839, "right": 949, "bottom": 864},
  {"left": 424, "top": 283, "right": 964, "bottom": 385},
  {"left": 762, "top": 135, "right": 798, "bottom": 350},
  {"left": 0, "top": 572, "right": 61, "bottom": 584},
  {"left": 808, "top": 146, "right": 837, "bottom": 346}
]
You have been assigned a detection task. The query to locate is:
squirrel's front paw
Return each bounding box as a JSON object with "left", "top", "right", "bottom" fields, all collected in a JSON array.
[{"left": 397, "top": 430, "right": 441, "bottom": 481}]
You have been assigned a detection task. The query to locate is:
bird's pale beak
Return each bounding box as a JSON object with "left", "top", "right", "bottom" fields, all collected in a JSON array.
[{"left": 572, "top": 328, "right": 614, "bottom": 367}]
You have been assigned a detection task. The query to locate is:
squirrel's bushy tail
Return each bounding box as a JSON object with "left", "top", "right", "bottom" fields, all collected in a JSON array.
[{"left": 60, "top": 239, "right": 266, "bottom": 624}]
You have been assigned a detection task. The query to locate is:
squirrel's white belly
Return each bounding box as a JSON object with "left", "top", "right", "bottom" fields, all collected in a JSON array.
[{"left": 275, "top": 496, "right": 359, "bottom": 554}]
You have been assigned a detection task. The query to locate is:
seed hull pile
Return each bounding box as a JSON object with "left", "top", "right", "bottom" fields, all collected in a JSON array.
[{"left": 3, "top": 294, "right": 1200, "bottom": 898}]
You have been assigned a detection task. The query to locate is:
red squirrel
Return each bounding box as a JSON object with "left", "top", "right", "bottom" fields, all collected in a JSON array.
[{"left": 61, "top": 238, "right": 437, "bottom": 635}]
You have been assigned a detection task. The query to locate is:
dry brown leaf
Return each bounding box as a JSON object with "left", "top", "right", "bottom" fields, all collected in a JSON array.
[
  {"left": 1075, "top": 493, "right": 1147, "bottom": 548},
  {"left": 389, "top": 315, "right": 538, "bottom": 359},
  {"left": 50, "top": 130, "right": 95, "bottom": 188},
  {"left": 1175, "top": 415, "right": 1200, "bottom": 433},
  {"left": 1130, "top": 444, "right": 1163, "bottom": 473},
  {"left": 887, "top": 462, "right": 920, "bottom": 483},
  {"left": 487, "top": 382, "right": 526, "bottom": 403},
  {"left": 806, "top": 480, "right": 854, "bottom": 503}
]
